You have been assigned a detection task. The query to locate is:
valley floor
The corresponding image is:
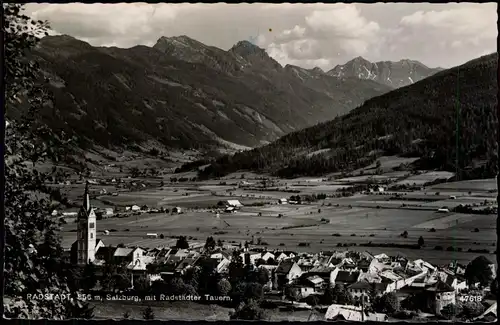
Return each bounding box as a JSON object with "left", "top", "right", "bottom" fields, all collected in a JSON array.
[{"left": 58, "top": 166, "right": 497, "bottom": 267}]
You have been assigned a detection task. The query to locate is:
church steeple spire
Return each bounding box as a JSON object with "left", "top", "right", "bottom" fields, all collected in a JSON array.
[
  {"left": 75, "top": 180, "right": 97, "bottom": 265},
  {"left": 83, "top": 181, "right": 90, "bottom": 213},
  {"left": 79, "top": 181, "right": 92, "bottom": 220}
]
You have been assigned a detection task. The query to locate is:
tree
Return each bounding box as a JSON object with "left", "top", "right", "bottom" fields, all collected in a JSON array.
[
  {"left": 257, "top": 268, "right": 270, "bottom": 285},
  {"left": 334, "top": 284, "right": 354, "bottom": 306},
  {"left": 228, "top": 251, "right": 245, "bottom": 284},
  {"left": 129, "top": 167, "right": 140, "bottom": 178},
  {"left": 322, "top": 283, "right": 353, "bottom": 306},
  {"left": 3, "top": 4, "right": 93, "bottom": 319},
  {"left": 375, "top": 292, "right": 400, "bottom": 315},
  {"left": 464, "top": 256, "right": 494, "bottom": 287},
  {"left": 231, "top": 299, "right": 266, "bottom": 320},
  {"left": 441, "top": 303, "right": 462, "bottom": 320},
  {"left": 123, "top": 311, "right": 130, "bottom": 319},
  {"left": 267, "top": 257, "right": 277, "bottom": 265},
  {"left": 245, "top": 282, "right": 264, "bottom": 302},
  {"left": 175, "top": 236, "right": 189, "bottom": 249},
  {"left": 133, "top": 275, "right": 151, "bottom": 293},
  {"left": 217, "top": 278, "right": 232, "bottom": 296},
  {"left": 204, "top": 236, "right": 216, "bottom": 251},
  {"left": 490, "top": 277, "right": 497, "bottom": 297},
  {"left": 418, "top": 236, "right": 425, "bottom": 247},
  {"left": 461, "top": 301, "right": 485, "bottom": 320},
  {"left": 284, "top": 284, "right": 301, "bottom": 304},
  {"left": 217, "top": 239, "right": 223, "bottom": 247},
  {"left": 80, "top": 262, "right": 98, "bottom": 292},
  {"left": 142, "top": 306, "right": 155, "bottom": 320},
  {"left": 322, "top": 283, "right": 335, "bottom": 305}
]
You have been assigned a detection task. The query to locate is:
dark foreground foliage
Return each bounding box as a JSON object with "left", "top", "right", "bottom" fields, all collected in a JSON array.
[{"left": 4, "top": 4, "right": 93, "bottom": 319}]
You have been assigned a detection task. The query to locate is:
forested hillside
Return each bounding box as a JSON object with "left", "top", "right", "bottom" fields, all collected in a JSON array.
[{"left": 199, "top": 53, "right": 498, "bottom": 179}]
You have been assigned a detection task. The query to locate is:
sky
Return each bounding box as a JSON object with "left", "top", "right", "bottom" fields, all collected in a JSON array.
[{"left": 24, "top": 3, "right": 497, "bottom": 71}]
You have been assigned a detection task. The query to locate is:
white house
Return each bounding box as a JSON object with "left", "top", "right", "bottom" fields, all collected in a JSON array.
[
  {"left": 292, "top": 284, "right": 316, "bottom": 298},
  {"left": 374, "top": 253, "right": 390, "bottom": 262},
  {"left": 104, "top": 208, "right": 114, "bottom": 216},
  {"left": 51, "top": 210, "right": 58, "bottom": 216},
  {"left": 226, "top": 200, "right": 243, "bottom": 208},
  {"left": 276, "top": 260, "right": 302, "bottom": 287},
  {"left": 240, "top": 252, "right": 262, "bottom": 265},
  {"left": 95, "top": 239, "right": 105, "bottom": 252},
  {"left": 261, "top": 252, "right": 275, "bottom": 262},
  {"left": 172, "top": 207, "right": 182, "bottom": 214},
  {"left": 225, "top": 206, "right": 236, "bottom": 213},
  {"left": 215, "top": 257, "right": 231, "bottom": 273},
  {"left": 275, "top": 252, "right": 289, "bottom": 261},
  {"left": 347, "top": 282, "right": 372, "bottom": 301},
  {"left": 210, "top": 251, "right": 232, "bottom": 261},
  {"left": 146, "top": 233, "right": 158, "bottom": 238},
  {"left": 131, "top": 205, "right": 141, "bottom": 211},
  {"left": 325, "top": 304, "right": 388, "bottom": 322},
  {"left": 278, "top": 198, "right": 288, "bottom": 204},
  {"left": 413, "top": 259, "right": 436, "bottom": 273}
]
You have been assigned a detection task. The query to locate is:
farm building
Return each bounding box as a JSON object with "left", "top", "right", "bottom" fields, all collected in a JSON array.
[
  {"left": 172, "top": 207, "right": 182, "bottom": 214},
  {"left": 226, "top": 200, "right": 243, "bottom": 208},
  {"left": 131, "top": 205, "right": 141, "bottom": 211},
  {"left": 146, "top": 233, "right": 158, "bottom": 238},
  {"left": 437, "top": 208, "right": 449, "bottom": 213},
  {"left": 278, "top": 198, "right": 288, "bottom": 204},
  {"left": 104, "top": 208, "right": 114, "bottom": 216},
  {"left": 51, "top": 210, "right": 58, "bottom": 216},
  {"left": 225, "top": 207, "right": 236, "bottom": 213}
]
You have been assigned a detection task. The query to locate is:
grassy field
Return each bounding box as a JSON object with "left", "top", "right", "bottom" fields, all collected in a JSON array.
[
  {"left": 92, "top": 300, "right": 232, "bottom": 321},
  {"left": 92, "top": 300, "right": 321, "bottom": 321}
]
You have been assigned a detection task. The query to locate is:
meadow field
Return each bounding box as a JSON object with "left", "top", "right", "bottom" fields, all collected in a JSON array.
[{"left": 60, "top": 168, "right": 497, "bottom": 266}]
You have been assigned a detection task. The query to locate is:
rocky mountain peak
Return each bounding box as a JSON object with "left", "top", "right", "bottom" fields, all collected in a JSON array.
[
  {"left": 230, "top": 40, "right": 282, "bottom": 71},
  {"left": 327, "top": 56, "right": 442, "bottom": 89},
  {"left": 229, "top": 40, "right": 265, "bottom": 56}
]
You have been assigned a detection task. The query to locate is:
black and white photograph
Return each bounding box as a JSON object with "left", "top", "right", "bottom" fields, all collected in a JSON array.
[{"left": 2, "top": 2, "right": 498, "bottom": 323}]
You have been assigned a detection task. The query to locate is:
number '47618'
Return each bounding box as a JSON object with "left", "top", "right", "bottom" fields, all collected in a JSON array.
[{"left": 459, "top": 295, "right": 483, "bottom": 302}]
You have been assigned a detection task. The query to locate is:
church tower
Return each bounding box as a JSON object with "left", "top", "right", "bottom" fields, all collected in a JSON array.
[{"left": 76, "top": 181, "right": 97, "bottom": 264}]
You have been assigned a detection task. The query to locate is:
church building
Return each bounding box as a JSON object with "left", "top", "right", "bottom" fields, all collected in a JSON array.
[{"left": 71, "top": 182, "right": 102, "bottom": 264}]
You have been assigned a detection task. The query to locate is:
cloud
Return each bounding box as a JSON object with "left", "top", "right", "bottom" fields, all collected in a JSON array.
[
  {"left": 29, "top": 3, "right": 182, "bottom": 47},
  {"left": 392, "top": 4, "right": 497, "bottom": 67},
  {"left": 24, "top": 3, "right": 497, "bottom": 70},
  {"left": 266, "top": 4, "right": 383, "bottom": 70}
]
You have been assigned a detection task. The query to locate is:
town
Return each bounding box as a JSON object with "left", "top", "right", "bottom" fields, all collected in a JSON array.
[{"left": 63, "top": 182, "right": 497, "bottom": 321}]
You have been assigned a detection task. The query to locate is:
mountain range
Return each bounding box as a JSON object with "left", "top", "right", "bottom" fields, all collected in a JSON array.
[
  {"left": 327, "top": 56, "right": 443, "bottom": 88},
  {"left": 14, "top": 35, "right": 393, "bottom": 153},
  {"left": 199, "top": 53, "right": 498, "bottom": 179}
]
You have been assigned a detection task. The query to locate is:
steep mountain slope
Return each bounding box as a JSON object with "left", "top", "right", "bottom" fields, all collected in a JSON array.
[
  {"left": 15, "top": 35, "right": 390, "bottom": 152},
  {"left": 327, "top": 56, "right": 443, "bottom": 88},
  {"left": 200, "top": 53, "right": 498, "bottom": 179},
  {"left": 154, "top": 37, "right": 391, "bottom": 117}
]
